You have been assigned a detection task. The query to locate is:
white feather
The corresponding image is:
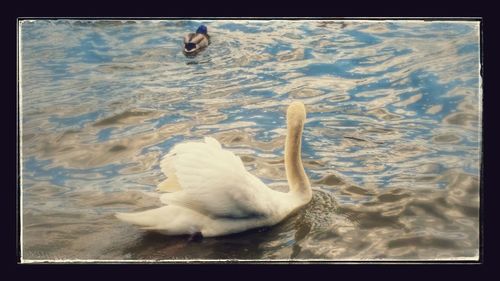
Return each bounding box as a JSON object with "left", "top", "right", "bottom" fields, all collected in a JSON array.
[
  {"left": 160, "top": 137, "right": 273, "bottom": 218},
  {"left": 116, "top": 102, "right": 312, "bottom": 237}
]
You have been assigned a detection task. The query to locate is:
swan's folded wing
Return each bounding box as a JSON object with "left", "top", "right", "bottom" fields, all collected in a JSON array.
[
  {"left": 160, "top": 137, "right": 273, "bottom": 219},
  {"left": 157, "top": 145, "right": 182, "bottom": 192},
  {"left": 158, "top": 136, "right": 222, "bottom": 192}
]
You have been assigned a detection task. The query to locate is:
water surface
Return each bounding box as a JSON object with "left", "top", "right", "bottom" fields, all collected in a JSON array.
[{"left": 20, "top": 19, "right": 481, "bottom": 261}]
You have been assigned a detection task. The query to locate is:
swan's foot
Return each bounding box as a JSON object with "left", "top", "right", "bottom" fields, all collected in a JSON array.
[{"left": 188, "top": 231, "right": 203, "bottom": 242}]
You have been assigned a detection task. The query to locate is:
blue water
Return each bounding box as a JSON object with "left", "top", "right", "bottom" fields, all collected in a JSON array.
[{"left": 20, "top": 19, "right": 481, "bottom": 261}]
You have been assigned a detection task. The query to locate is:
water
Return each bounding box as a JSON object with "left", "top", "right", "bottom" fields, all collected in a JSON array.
[{"left": 19, "top": 19, "right": 481, "bottom": 261}]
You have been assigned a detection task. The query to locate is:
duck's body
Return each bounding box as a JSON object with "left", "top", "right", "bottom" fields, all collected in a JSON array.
[
  {"left": 116, "top": 102, "right": 311, "bottom": 237},
  {"left": 183, "top": 25, "right": 210, "bottom": 56}
]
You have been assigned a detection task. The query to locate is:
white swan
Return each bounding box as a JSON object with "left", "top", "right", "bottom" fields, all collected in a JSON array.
[{"left": 115, "top": 101, "right": 312, "bottom": 237}]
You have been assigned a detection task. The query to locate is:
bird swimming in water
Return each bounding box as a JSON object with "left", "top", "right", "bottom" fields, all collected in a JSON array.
[
  {"left": 183, "top": 25, "right": 210, "bottom": 56},
  {"left": 115, "top": 101, "right": 312, "bottom": 238}
]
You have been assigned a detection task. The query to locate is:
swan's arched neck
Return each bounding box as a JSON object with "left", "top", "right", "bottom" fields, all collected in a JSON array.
[{"left": 284, "top": 102, "right": 312, "bottom": 204}]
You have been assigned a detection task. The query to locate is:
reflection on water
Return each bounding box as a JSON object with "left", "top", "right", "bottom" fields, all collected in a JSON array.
[{"left": 20, "top": 19, "right": 481, "bottom": 261}]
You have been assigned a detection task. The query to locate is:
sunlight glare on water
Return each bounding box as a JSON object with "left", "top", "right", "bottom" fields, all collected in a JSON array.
[{"left": 20, "top": 19, "right": 481, "bottom": 261}]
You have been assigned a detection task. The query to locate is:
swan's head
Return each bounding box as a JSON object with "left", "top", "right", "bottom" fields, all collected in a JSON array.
[{"left": 287, "top": 101, "right": 307, "bottom": 129}]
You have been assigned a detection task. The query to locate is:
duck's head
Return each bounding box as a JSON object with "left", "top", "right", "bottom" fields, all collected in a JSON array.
[{"left": 196, "top": 25, "right": 208, "bottom": 35}]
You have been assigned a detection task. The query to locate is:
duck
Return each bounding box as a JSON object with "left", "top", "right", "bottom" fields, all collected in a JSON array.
[
  {"left": 183, "top": 24, "right": 210, "bottom": 56},
  {"left": 115, "top": 101, "right": 312, "bottom": 237}
]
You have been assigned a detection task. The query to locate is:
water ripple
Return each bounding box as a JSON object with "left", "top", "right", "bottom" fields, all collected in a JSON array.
[{"left": 20, "top": 19, "right": 481, "bottom": 261}]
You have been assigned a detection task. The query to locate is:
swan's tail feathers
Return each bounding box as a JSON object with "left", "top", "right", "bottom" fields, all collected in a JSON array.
[
  {"left": 115, "top": 206, "right": 203, "bottom": 235},
  {"left": 115, "top": 206, "right": 171, "bottom": 228}
]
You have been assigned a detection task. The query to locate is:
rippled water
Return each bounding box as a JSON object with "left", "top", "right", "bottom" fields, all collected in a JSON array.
[{"left": 19, "top": 19, "right": 481, "bottom": 261}]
